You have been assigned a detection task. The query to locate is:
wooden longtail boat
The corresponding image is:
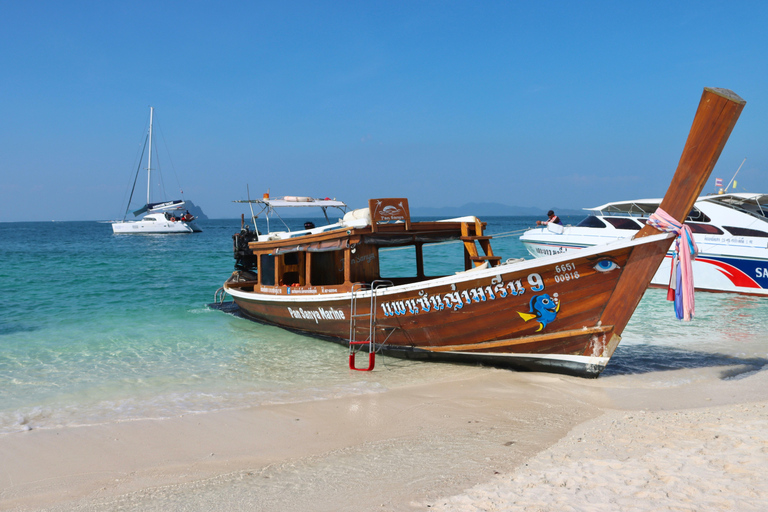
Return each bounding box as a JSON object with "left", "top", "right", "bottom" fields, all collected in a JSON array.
[{"left": 220, "top": 88, "right": 745, "bottom": 377}]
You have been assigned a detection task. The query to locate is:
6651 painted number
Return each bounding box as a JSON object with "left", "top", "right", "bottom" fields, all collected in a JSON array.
[{"left": 554, "top": 262, "right": 580, "bottom": 283}]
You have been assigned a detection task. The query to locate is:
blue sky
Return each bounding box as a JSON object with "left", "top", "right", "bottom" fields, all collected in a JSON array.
[{"left": 2, "top": 1, "right": 767, "bottom": 221}]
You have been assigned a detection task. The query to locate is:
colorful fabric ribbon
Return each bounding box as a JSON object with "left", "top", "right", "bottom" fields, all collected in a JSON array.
[{"left": 646, "top": 208, "right": 698, "bottom": 321}]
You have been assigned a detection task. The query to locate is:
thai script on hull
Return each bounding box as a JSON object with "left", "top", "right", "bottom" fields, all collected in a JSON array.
[{"left": 380, "top": 273, "right": 545, "bottom": 317}]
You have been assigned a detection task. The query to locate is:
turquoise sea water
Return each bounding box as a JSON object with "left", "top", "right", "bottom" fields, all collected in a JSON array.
[{"left": 1, "top": 217, "right": 767, "bottom": 435}]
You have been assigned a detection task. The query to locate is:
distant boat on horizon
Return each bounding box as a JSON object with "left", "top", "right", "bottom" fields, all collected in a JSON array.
[{"left": 111, "top": 106, "right": 202, "bottom": 234}]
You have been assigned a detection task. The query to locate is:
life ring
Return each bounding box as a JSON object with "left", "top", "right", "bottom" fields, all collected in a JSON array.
[{"left": 283, "top": 196, "right": 312, "bottom": 202}]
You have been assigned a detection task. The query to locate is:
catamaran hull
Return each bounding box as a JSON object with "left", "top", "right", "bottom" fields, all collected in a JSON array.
[
  {"left": 226, "top": 234, "right": 674, "bottom": 377},
  {"left": 111, "top": 220, "right": 202, "bottom": 234}
]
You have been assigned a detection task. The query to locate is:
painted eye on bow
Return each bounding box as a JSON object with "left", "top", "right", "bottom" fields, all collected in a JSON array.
[
  {"left": 541, "top": 298, "right": 550, "bottom": 305},
  {"left": 593, "top": 259, "right": 619, "bottom": 273}
]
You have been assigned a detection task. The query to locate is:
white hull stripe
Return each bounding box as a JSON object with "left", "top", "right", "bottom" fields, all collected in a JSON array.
[{"left": 425, "top": 350, "right": 610, "bottom": 366}]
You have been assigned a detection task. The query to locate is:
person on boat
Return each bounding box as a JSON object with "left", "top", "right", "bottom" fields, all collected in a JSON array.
[{"left": 537, "top": 210, "right": 562, "bottom": 226}]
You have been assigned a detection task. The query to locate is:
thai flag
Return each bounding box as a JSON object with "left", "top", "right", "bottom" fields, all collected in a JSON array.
[{"left": 715, "top": 178, "right": 723, "bottom": 188}]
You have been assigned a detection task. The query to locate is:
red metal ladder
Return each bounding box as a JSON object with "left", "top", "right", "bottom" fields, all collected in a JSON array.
[{"left": 348, "top": 280, "right": 393, "bottom": 371}]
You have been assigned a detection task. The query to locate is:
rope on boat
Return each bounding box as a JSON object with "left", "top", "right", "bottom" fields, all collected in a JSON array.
[
  {"left": 646, "top": 207, "right": 698, "bottom": 321},
  {"left": 378, "top": 228, "right": 530, "bottom": 253},
  {"left": 490, "top": 228, "right": 531, "bottom": 238}
]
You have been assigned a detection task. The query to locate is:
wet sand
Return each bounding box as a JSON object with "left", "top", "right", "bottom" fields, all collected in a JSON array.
[{"left": 2, "top": 365, "right": 767, "bottom": 511}]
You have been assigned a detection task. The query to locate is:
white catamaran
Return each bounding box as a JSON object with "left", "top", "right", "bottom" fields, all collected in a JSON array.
[{"left": 112, "top": 107, "right": 202, "bottom": 234}]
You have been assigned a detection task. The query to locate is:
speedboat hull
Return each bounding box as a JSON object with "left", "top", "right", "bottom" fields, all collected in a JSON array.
[{"left": 521, "top": 220, "right": 768, "bottom": 296}]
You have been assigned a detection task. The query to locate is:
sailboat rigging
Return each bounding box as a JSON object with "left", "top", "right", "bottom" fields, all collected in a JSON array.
[{"left": 111, "top": 107, "right": 202, "bottom": 234}]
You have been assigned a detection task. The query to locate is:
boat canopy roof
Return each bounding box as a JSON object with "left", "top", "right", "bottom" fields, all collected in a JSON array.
[
  {"left": 149, "top": 200, "right": 185, "bottom": 212},
  {"left": 235, "top": 194, "right": 350, "bottom": 234},
  {"left": 700, "top": 192, "right": 768, "bottom": 210},
  {"left": 587, "top": 192, "right": 768, "bottom": 217},
  {"left": 586, "top": 198, "right": 662, "bottom": 215},
  {"left": 133, "top": 200, "right": 186, "bottom": 216}
]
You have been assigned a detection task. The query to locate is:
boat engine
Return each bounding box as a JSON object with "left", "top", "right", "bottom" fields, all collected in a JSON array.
[{"left": 233, "top": 226, "right": 260, "bottom": 271}]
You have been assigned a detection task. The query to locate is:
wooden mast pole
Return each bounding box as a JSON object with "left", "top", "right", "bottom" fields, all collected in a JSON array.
[
  {"left": 635, "top": 88, "right": 746, "bottom": 238},
  {"left": 600, "top": 88, "right": 745, "bottom": 344}
]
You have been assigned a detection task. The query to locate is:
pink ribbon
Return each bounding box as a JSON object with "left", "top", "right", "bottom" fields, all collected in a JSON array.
[{"left": 646, "top": 208, "right": 698, "bottom": 321}]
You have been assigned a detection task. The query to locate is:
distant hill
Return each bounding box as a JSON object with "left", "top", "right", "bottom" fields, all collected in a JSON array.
[
  {"left": 184, "top": 200, "right": 208, "bottom": 220},
  {"left": 410, "top": 202, "right": 584, "bottom": 217}
]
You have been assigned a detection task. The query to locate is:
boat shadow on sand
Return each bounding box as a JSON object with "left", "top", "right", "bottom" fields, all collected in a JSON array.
[{"left": 603, "top": 344, "right": 768, "bottom": 378}]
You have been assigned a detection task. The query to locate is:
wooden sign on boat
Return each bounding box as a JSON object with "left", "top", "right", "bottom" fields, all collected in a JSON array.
[
  {"left": 369, "top": 198, "right": 411, "bottom": 231},
  {"left": 220, "top": 88, "right": 745, "bottom": 377}
]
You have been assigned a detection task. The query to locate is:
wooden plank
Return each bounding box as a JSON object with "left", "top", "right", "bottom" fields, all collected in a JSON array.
[{"left": 422, "top": 325, "right": 614, "bottom": 352}]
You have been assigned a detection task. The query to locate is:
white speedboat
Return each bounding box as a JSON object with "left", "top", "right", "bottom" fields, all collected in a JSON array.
[
  {"left": 112, "top": 107, "right": 202, "bottom": 234},
  {"left": 519, "top": 193, "right": 768, "bottom": 296}
]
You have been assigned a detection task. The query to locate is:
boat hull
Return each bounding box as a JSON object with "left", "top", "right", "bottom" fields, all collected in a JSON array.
[
  {"left": 111, "top": 219, "right": 202, "bottom": 234},
  {"left": 220, "top": 87, "right": 747, "bottom": 377},
  {"left": 226, "top": 234, "right": 674, "bottom": 377}
]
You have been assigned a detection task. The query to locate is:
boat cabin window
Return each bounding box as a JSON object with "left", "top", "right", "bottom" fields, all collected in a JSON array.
[
  {"left": 422, "top": 243, "right": 464, "bottom": 275},
  {"left": 576, "top": 216, "right": 607, "bottom": 228},
  {"left": 378, "top": 246, "right": 418, "bottom": 278},
  {"left": 685, "top": 208, "right": 711, "bottom": 223},
  {"left": 310, "top": 251, "right": 345, "bottom": 285},
  {"left": 377, "top": 242, "right": 463, "bottom": 281},
  {"left": 686, "top": 223, "right": 723, "bottom": 235},
  {"left": 250, "top": 231, "right": 484, "bottom": 289},
  {"left": 259, "top": 250, "right": 346, "bottom": 287},
  {"left": 723, "top": 226, "right": 768, "bottom": 238},
  {"left": 281, "top": 252, "right": 302, "bottom": 286},
  {"left": 260, "top": 254, "right": 276, "bottom": 286},
  {"left": 604, "top": 218, "right": 642, "bottom": 230}
]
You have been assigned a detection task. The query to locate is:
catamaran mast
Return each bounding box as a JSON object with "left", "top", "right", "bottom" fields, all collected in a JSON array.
[{"left": 147, "top": 106, "right": 153, "bottom": 205}]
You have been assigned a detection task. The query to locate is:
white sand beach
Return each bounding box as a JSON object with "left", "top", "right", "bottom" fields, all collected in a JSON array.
[
  {"left": 428, "top": 403, "right": 768, "bottom": 511},
  {"left": 2, "top": 364, "right": 767, "bottom": 511},
  {"left": 427, "top": 367, "right": 768, "bottom": 512}
]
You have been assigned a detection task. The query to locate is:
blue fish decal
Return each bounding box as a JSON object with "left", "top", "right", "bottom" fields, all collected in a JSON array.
[{"left": 518, "top": 294, "right": 560, "bottom": 331}]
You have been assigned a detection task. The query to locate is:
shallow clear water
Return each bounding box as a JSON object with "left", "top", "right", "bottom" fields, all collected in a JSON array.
[{"left": 1, "top": 216, "right": 766, "bottom": 435}]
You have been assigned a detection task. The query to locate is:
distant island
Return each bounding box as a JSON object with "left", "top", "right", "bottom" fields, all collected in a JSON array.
[
  {"left": 409, "top": 202, "right": 585, "bottom": 217},
  {"left": 240, "top": 202, "right": 585, "bottom": 219},
  {"left": 184, "top": 201, "right": 209, "bottom": 220}
]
